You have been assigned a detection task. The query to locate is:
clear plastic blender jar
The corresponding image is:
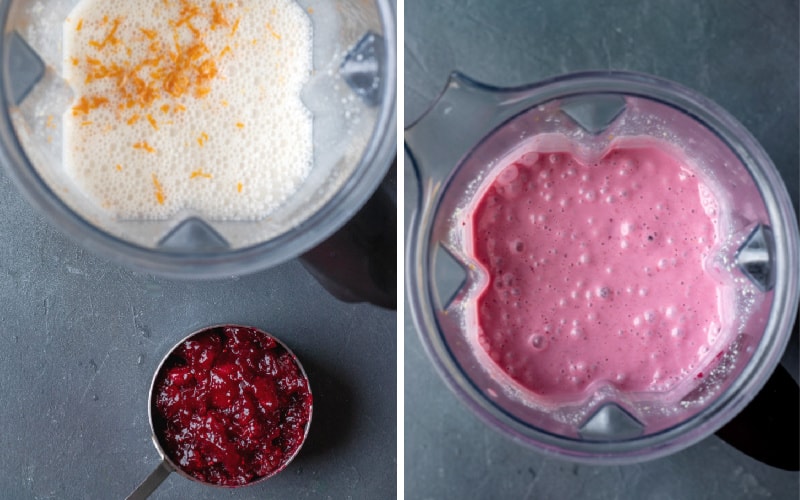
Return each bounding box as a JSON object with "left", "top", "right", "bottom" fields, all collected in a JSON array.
[
  {"left": 0, "top": 0, "right": 396, "bottom": 279},
  {"left": 406, "top": 71, "right": 799, "bottom": 463}
]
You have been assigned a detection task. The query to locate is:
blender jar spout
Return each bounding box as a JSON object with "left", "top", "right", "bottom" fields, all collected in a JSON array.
[
  {"left": 405, "top": 72, "right": 551, "bottom": 191},
  {"left": 404, "top": 71, "right": 631, "bottom": 203}
]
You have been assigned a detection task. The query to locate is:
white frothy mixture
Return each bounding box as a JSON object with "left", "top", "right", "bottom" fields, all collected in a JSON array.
[{"left": 62, "top": 0, "right": 312, "bottom": 219}]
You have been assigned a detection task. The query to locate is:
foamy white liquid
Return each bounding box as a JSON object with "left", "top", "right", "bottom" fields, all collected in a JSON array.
[{"left": 62, "top": 0, "right": 312, "bottom": 219}]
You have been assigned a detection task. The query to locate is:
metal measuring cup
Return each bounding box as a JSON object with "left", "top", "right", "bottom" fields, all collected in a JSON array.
[{"left": 127, "top": 325, "right": 313, "bottom": 499}]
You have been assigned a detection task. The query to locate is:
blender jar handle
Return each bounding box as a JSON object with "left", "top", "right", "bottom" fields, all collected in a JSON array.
[
  {"left": 715, "top": 358, "right": 799, "bottom": 471},
  {"left": 404, "top": 72, "right": 551, "bottom": 193},
  {"left": 299, "top": 159, "right": 397, "bottom": 310}
]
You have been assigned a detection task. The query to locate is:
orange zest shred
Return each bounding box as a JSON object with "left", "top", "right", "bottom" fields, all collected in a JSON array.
[
  {"left": 71, "top": 96, "right": 108, "bottom": 116},
  {"left": 186, "top": 20, "right": 201, "bottom": 38},
  {"left": 73, "top": 4, "right": 238, "bottom": 125},
  {"left": 134, "top": 141, "right": 156, "bottom": 153},
  {"left": 210, "top": 1, "right": 229, "bottom": 29},
  {"left": 266, "top": 23, "right": 281, "bottom": 40},
  {"left": 152, "top": 173, "right": 166, "bottom": 204},
  {"left": 76, "top": 19, "right": 84, "bottom": 31},
  {"left": 141, "top": 28, "right": 158, "bottom": 40},
  {"left": 190, "top": 168, "right": 212, "bottom": 179},
  {"left": 73, "top": 98, "right": 91, "bottom": 116},
  {"left": 197, "top": 58, "right": 217, "bottom": 77},
  {"left": 307, "top": 7, "right": 314, "bottom": 14},
  {"left": 146, "top": 114, "right": 159, "bottom": 130},
  {"left": 170, "top": 29, "right": 181, "bottom": 53},
  {"left": 70, "top": 0, "right": 267, "bottom": 198},
  {"left": 89, "top": 17, "right": 122, "bottom": 50},
  {"left": 163, "top": 71, "right": 190, "bottom": 97}
]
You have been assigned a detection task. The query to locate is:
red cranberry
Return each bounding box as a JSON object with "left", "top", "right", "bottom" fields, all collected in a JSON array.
[{"left": 152, "top": 326, "right": 312, "bottom": 487}]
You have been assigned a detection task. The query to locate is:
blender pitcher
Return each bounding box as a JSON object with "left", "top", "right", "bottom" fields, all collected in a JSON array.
[
  {"left": 405, "top": 71, "right": 799, "bottom": 463},
  {"left": 0, "top": 0, "right": 396, "bottom": 286}
]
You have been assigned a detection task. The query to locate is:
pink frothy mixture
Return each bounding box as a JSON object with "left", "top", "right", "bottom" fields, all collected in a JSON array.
[{"left": 467, "top": 141, "right": 724, "bottom": 403}]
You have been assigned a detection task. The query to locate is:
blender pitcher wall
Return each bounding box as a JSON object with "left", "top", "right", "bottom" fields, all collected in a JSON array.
[{"left": 300, "top": 159, "right": 397, "bottom": 310}]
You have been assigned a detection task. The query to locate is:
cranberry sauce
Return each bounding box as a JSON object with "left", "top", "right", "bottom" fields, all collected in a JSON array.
[{"left": 152, "top": 326, "right": 312, "bottom": 486}]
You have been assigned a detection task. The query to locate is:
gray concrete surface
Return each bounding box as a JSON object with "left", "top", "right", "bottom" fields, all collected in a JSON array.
[
  {"left": 0, "top": 165, "right": 396, "bottom": 499},
  {"left": 0, "top": 4, "right": 398, "bottom": 493},
  {"left": 0, "top": 160, "right": 396, "bottom": 499},
  {"left": 404, "top": 1, "right": 799, "bottom": 498}
]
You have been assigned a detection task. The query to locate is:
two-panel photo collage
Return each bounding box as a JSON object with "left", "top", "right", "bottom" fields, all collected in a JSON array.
[{"left": 0, "top": 0, "right": 797, "bottom": 498}]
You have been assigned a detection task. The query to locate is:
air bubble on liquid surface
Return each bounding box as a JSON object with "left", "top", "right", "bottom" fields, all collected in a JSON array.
[
  {"left": 433, "top": 244, "right": 469, "bottom": 310},
  {"left": 578, "top": 403, "right": 644, "bottom": 440},
  {"left": 560, "top": 94, "right": 626, "bottom": 135}
]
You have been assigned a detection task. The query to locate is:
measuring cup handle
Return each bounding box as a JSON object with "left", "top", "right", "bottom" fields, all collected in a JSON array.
[{"left": 126, "top": 459, "right": 172, "bottom": 500}]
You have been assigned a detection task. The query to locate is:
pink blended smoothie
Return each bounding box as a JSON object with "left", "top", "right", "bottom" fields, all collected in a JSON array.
[{"left": 466, "top": 140, "right": 725, "bottom": 403}]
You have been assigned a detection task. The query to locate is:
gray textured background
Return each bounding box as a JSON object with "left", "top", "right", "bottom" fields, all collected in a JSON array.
[
  {"left": 0, "top": 165, "right": 397, "bottom": 499},
  {"left": 0, "top": 166, "right": 397, "bottom": 498},
  {"left": 405, "top": 1, "right": 799, "bottom": 499},
  {"left": 0, "top": 53, "right": 397, "bottom": 500}
]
